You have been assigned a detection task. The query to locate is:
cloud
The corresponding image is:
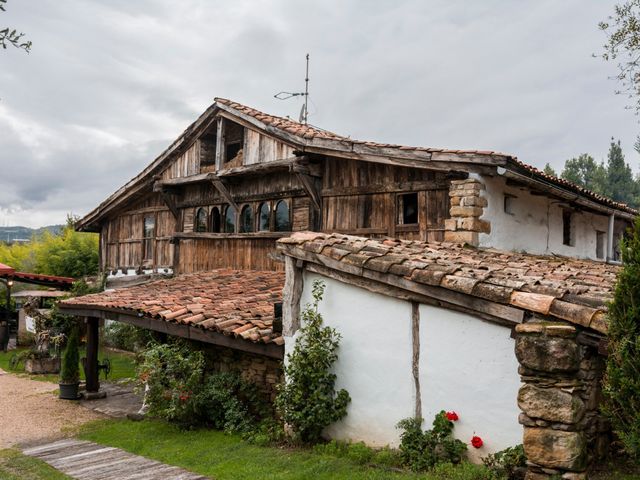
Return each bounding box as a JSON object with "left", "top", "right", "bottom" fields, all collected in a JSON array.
[{"left": 0, "top": 0, "right": 637, "bottom": 227}]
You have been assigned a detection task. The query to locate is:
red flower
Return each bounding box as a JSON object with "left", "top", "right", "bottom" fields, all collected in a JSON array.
[
  {"left": 445, "top": 411, "right": 459, "bottom": 421},
  {"left": 471, "top": 436, "right": 483, "bottom": 448}
]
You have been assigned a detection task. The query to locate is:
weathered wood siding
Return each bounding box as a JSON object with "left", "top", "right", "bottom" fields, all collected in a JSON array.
[
  {"left": 178, "top": 237, "right": 283, "bottom": 272},
  {"left": 162, "top": 141, "right": 200, "bottom": 179}
]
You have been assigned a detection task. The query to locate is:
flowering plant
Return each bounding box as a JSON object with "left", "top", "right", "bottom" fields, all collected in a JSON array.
[
  {"left": 445, "top": 411, "right": 459, "bottom": 421},
  {"left": 471, "top": 435, "right": 484, "bottom": 448}
]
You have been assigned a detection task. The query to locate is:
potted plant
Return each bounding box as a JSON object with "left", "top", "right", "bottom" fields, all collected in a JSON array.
[{"left": 59, "top": 327, "right": 80, "bottom": 399}]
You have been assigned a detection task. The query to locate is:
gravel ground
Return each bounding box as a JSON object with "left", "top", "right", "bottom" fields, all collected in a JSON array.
[{"left": 0, "top": 369, "right": 104, "bottom": 448}]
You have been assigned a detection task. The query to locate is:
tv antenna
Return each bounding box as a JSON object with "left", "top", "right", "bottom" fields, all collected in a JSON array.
[{"left": 274, "top": 53, "right": 310, "bottom": 124}]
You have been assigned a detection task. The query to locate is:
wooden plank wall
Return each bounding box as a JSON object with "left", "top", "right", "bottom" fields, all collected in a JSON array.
[
  {"left": 242, "top": 128, "right": 294, "bottom": 167},
  {"left": 178, "top": 238, "right": 282, "bottom": 272},
  {"left": 162, "top": 141, "right": 200, "bottom": 180}
]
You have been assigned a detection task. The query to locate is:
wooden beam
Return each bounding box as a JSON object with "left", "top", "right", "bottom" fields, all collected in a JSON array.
[
  {"left": 159, "top": 191, "right": 180, "bottom": 221},
  {"left": 322, "top": 181, "right": 449, "bottom": 197},
  {"left": 295, "top": 172, "right": 322, "bottom": 211},
  {"left": 411, "top": 302, "right": 422, "bottom": 420},
  {"left": 217, "top": 157, "right": 298, "bottom": 177},
  {"left": 215, "top": 116, "right": 225, "bottom": 171},
  {"left": 210, "top": 178, "right": 239, "bottom": 211},
  {"left": 58, "top": 307, "right": 284, "bottom": 359},
  {"left": 282, "top": 256, "right": 304, "bottom": 336},
  {"left": 154, "top": 173, "right": 215, "bottom": 190},
  {"left": 173, "top": 231, "right": 285, "bottom": 240},
  {"left": 85, "top": 317, "right": 100, "bottom": 393}
]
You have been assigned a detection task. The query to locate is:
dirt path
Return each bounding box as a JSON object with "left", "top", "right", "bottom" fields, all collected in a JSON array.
[{"left": 0, "top": 369, "right": 104, "bottom": 448}]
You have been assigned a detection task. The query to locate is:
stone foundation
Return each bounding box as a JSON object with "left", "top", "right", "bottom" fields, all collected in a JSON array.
[
  {"left": 200, "top": 343, "right": 283, "bottom": 402},
  {"left": 515, "top": 322, "right": 609, "bottom": 479},
  {"left": 445, "top": 178, "right": 489, "bottom": 246}
]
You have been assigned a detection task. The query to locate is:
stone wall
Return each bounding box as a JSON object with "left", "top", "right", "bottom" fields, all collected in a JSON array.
[
  {"left": 444, "top": 178, "right": 490, "bottom": 246},
  {"left": 200, "top": 342, "right": 283, "bottom": 402},
  {"left": 515, "top": 321, "right": 609, "bottom": 479}
]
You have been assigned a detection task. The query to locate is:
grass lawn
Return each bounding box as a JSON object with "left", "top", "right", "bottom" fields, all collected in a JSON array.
[
  {"left": 77, "top": 419, "right": 495, "bottom": 480},
  {"left": 0, "top": 346, "right": 137, "bottom": 383},
  {"left": 0, "top": 449, "right": 70, "bottom": 480}
]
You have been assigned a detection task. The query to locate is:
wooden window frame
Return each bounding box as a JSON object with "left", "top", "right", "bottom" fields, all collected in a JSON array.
[
  {"left": 210, "top": 206, "right": 221, "bottom": 233},
  {"left": 142, "top": 214, "right": 156, "bottom": 262},
  {"left": 224, "top": 204, "right": 237, "bottom": 233},
  {"left": 240, "top": 204, "right": 254, "bottom": 233},
  {"left": 194, "top": 207, "right": 208, "bottom": 233},
  {"left": 562, "top": 209, "right": 573, "bottom": 247},
  {"left": 257, "top": 201, "right": 271, "bottom": 232},
  {"left": 396, "top": 192, "right": 419, "bottom": 232},
  {"left": 274, "top": 199, "right": 292, "bottom": 232}
]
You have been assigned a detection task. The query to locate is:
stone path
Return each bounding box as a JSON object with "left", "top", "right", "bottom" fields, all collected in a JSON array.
[{"left": 23, "top": 438, "right": 208, "bottom": 480}]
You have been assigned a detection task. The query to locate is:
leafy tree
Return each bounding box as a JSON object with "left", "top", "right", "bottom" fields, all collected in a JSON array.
[
  {"left": 275, "top": 280, "right": 350, "bottom": 444},
  {"left": 602, "top": 217, "right": 640, "bottom": 459},
  {"left": 561, "top": 153, "right": 607, "bottom": 195},
  {"left": 0, "top": 0, "right": 31, "bottom": 52},
  {"left": 543, "top": 163, "right": 557, "bottom": 177},
  {"left": 605, "top": 138, "right": 637, "bottom": 205},
  {"left": 0, "top": 216, "right": 98, "bottom": 278}
]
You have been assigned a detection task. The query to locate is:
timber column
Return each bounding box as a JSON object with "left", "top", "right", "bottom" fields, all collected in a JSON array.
[{"left": 85, "top": 317, "right": 100, "bottom": 393}]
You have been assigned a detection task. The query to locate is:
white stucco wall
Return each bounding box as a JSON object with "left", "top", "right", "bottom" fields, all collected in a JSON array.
[
  {"left": 477, "top": 174, "right": 617, "bottom": 260},
  {"left": 419, "top": 304, "right": 521, "bottom": 462},
  {"left": 286, "top": 272, "right": 522, "bottom": 457},
  {"left": 291, "top": 272, "right": 415, "bottom": 446}
]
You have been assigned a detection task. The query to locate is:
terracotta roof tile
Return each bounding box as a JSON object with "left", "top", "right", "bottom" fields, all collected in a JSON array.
[
  {"left": 278, "top": 232, "right": 621, "bottom": 335},
  {"left": 60, "top": 269, "right": 284, "bottom": 344}
]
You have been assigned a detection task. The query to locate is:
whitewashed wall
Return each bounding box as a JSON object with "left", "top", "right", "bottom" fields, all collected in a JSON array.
[
  {"left": 418, "top": 304, "right": 521, "bottom": 462},
  {"left": 286, "top": 272, "right": 522, "bottom": 458},
  {"left": 477, "top": 174, "right": 616, "bottom": 260}
]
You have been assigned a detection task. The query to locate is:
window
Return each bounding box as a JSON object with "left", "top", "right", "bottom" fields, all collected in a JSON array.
[
  {"left": 240, "top": 205, "right": 254, "bottom": 233},
  {"left": 562, "top": 209, "right": 573, "bottom": 246},
  {"left": 596, "top": 230, "right": 606, "bottom": 259},
  {"left": 258, "top": 202, "right": 271, "bottom": 231},
  {"left": 274, "top": 200, "right": 291, "bottom": 232},
  {"left": 504, "top": 194, "right": 516, "bottom": 215},
  {"left": 224, "top": 122, "right": 244, "bottom": 163},
  {"left": 210, "top": 207, "right": 221, "bottom": 233},
  {"left": 224, "top": 206, "right": 237, "bottom": 233},
  {"left": 143, "top": 215, "right": 155, "bottom": 260},
  {"left": 195, "top": 207, "right": 207, "bottom": 232},
  {"left": 397, "top": 192, "right": 418, "bottom": 225}
]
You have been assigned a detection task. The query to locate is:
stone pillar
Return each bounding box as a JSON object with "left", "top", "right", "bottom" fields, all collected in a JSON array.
[
  {"left": 515, "top": 322, "right": 609, "bottom": 480},
  {"left": 444, "top": 178, "right": 490, "bottom": 246}
]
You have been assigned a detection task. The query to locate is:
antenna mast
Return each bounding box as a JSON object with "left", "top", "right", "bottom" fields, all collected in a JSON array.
[{"left": 274, "top": 53, "right": 310, "bottom": 124}]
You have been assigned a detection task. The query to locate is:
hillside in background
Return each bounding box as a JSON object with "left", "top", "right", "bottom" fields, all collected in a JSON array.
[{"left": 0, "top": 225, "right": 64, "bottom": 243}]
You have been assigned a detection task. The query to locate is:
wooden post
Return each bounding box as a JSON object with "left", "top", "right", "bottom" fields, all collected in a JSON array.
[
  {"left": 282, "top": 256, "right": 304, "bottom": 336},
  {"left": 215, "top": 117, "right": 225, "bottom": 171},
  {"left": 85, "top": 317, "right": 100, "bottom": 393},
  {"left": 607, "top": 213, "right": 615, "bottom": 261}
]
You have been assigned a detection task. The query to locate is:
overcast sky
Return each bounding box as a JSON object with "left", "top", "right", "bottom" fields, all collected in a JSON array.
[{"left": 0, "top": 0, "right": 637, "bottom": 228}]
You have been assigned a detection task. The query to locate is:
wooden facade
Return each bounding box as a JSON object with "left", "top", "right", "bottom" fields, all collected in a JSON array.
[{"left": 94, "top": 111, "right": 460, "bottom": 275}]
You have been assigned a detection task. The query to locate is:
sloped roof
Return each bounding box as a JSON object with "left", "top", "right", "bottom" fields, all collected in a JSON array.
[
  {"left": 77, "top": 98, "right": 637, "bottom": 231},
  {"left": 278, "top": 232, "right": 619, "bottom": 334},
  {"left": 59, "top": 269, "right": 284, "bottom": 345}
]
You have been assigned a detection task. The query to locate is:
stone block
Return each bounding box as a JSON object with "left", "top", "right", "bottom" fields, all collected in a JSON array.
[
  {"left": 516, "top": 334, "right": 580, "bottom": 372},
  {"left": 525, "top": 472, "right": 552, "bottom": 480},
  {"left": 444, "top": 218, "right": 458, "bottom": 231},
  {"left": 450, "top": 195, "right": 461, "bottom": 206},
  {"left": 444, "top": 230, "right": 479, "bottom": 245},
  {"left": 461, "top": 195, "right": 488, "bottom": 207},
  {"left": 450, "top": 206, "right": 484, "bottom": 217},
  {"left": 460, "top": 217, "right": 491, "bottom": 233},
  {"left": 518, "top": 384, "right": 585, "bottom": 424},
  {"left": 523, "top": 428, "right": 586, "bottom": 471}
]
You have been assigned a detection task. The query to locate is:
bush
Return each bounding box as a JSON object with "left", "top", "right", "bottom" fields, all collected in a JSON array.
[
  {"left": 104, "top": 322, "right": 149, "bottom": 352},
  {"left": 60, "top": 327, "right": 80, "bottom": 384},
  {"left": 397, "top": 412, "right": 467, "bottom": 471},
  {"left": 137, "top": 341, "right": 267, "bottom": 432},
  {"left": 602, "top": 216, "right": 640, "bottom": 459},
  {"left": 275, "top": 280, "right": 350, "bottom": 444},
  {"left": 482, "top": 444, "right": 526, "bottom": 480}
]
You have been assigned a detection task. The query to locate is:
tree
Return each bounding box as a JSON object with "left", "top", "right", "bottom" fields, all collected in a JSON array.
[
  {"left": 600, "top": 1, "right": 640, "bottom": 114},
  {"left": 0, "top": 0, "right": 31, "bottom": 52},
  {"left": 543, "top": 163, "right": 557, "bottom": 177},
  {"left": 560, "top": 153, "right": 607, "bottom": 195},
  {"left": 605, "top": 138, "right": 637, "bottom": 205},
  {"left": 602, "top": 217, "right": 640, "bottom": 459}
]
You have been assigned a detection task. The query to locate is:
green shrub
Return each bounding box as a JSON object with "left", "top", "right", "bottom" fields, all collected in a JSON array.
[
  {"left": 397, "top": 412, "right": 467, "bottom": 471},
  {"left": 104, "top": 322, "right": 149, "bottom": 352},
  {"left": 482, "top": 444, "right": 526, "bottom": 480},
  {"left": 602, "top": 216, "right": 640, "bottom": 459},
  {"left": 60, "top": 327, "right": 80, "bottom": 383},
  {"left": 345, "top": 442, "right": 375, "bottom": 464},
  {"left": 313, "top": 440, "right": 402, "bottom": 468},
  {"left": 275, "top": 280, "right": 350, "bottom": 444},
  {"left": 373, "top": 446, "right": 403, "bottom": 468},
  {"left": 137, "top": 341, "right": 267, "bottom": 432}
]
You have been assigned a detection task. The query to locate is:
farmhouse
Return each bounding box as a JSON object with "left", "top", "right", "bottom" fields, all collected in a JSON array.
[{"left": 59, "top": 98, "right": 633, "bottom": 476}]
